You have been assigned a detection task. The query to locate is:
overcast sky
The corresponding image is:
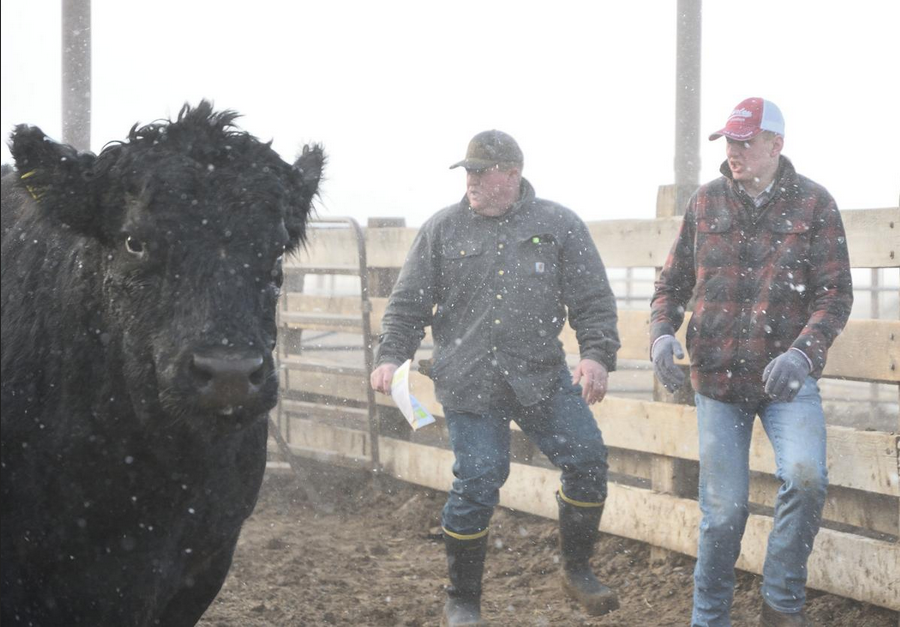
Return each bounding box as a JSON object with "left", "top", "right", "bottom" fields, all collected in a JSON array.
[{"left": 2, "top": 1, "right": 898, "bottom": 226}]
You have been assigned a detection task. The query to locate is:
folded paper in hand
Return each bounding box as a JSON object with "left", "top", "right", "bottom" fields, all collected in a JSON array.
[{"left": 390, "top": 359, "right": 436, "bottom": 431}]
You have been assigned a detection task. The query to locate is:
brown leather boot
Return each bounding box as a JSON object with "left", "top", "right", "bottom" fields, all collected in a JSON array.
[
  {"left": 760, "top": 601, "right": 810, "bottom": 626},
  {"left": 557, "top": 491, "right": 619, "bottom": 616}
]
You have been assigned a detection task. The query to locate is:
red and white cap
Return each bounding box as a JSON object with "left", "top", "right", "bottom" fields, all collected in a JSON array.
[{"left": 709, "top": 97, "right": 785, "bottom": 141}]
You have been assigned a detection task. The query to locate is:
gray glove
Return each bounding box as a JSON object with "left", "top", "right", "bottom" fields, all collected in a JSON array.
[
  {"left": 762, "top": 349, "right": 811, "bottom": 402},
  {"left": 651, "top": 335, "right": 685, "bottom": 392}
]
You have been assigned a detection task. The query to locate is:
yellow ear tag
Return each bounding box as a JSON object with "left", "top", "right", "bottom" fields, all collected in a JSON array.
[
  {"left": 20, "top": 170, "right": 44, "bottom": 201},
  {"left": 532, "top": 237, "right": 540, "bottom": 244}
]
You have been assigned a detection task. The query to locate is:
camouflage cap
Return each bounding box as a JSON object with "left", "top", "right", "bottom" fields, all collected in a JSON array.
[{"left": 449, "top": 130, "right": 524, "bottom": 171}]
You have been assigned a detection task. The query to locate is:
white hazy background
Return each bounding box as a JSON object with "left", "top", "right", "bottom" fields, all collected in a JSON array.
[{"left": 2, "top": 1, "right": 898, "bottom": 226}]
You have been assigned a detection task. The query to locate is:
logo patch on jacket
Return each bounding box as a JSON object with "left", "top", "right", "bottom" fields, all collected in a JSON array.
[{"left": 535, "top": 262, "right": 545, "bottom": 273}]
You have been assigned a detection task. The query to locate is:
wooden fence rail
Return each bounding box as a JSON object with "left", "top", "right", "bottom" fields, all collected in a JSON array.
[
  {"left": 275, "top": 204, "right": 900, "bottom": 611},
  {"left": 288, "top": 207, "right": 899, "bottom": 271}
]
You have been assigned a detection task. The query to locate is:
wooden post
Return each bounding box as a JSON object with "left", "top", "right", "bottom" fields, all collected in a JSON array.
[
  {"left": 650, "top": 184, "right": 700, "bottom": 563},
  {"left": 653, "top": 184, "right": 697, "bottom": 408},
  {"left": 366, "top": 217, "right": 405, "bottom": 298},
  {"left": 894, "top": 197, "right": 898, "bottom": 609}
]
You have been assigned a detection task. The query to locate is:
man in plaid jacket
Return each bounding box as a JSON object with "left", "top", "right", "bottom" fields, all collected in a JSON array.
[{"left": 650, "top": 98, "right": 853, "bottom": 627}]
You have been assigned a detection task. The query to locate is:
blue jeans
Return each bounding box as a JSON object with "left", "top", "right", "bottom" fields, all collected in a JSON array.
[
  {"left": 441, "top": 367, "right": 609, "bottom": 536},
  {"left": 692, "top": 377, "right": 828, "bottom": 627}
]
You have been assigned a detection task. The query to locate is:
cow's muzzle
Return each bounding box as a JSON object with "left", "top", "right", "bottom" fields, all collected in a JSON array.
[{"left": 188, "top": 351, "right": 270, "bottom": 415}]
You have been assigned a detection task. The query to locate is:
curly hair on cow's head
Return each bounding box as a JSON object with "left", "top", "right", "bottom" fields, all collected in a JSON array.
[
  {"left": 114, "top": 100, "right": 271, "bottom": 170},
  {"left": 136, "top": 101, "right": 242, "bottom": 144},
  {"left": 8, "top": 100, "right": 324, "bottom": 255}
]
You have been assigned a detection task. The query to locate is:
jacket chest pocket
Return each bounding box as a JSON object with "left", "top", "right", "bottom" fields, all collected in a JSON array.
[
  {"left": 519, "top": 233, "right": 559, "bottom": 278},
  {"left": 440, "top": 241, "right": 485, "bottom": 285},
  {"left": 766, "top": 216, "right": 811, "bottom": 269},
  {"left": 695, "top": 212, "right": 737, "bottom": 268}
]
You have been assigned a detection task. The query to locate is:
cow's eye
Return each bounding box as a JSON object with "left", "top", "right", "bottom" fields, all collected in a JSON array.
[
  {"left": 271, "top": 254, "right": 284, "bottom": 288},
  {"left": 125, "top": 236, "right": 146, "bottom": 258}
]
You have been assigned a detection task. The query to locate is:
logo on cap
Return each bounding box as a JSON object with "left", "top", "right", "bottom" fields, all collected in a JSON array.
[{"left": 729, "top": 108, "right": 753, "bottom": 121}]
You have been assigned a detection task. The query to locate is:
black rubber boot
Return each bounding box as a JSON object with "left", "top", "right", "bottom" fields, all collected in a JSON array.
[
  {"left": 557, "top": 491, "right": 619, "bottom": 616},
  {"left": 760, "top": 602, "right": 810, "bottom": 626},
  {"left": 441, "top": 532, "right": 488, "bottom": 627}
]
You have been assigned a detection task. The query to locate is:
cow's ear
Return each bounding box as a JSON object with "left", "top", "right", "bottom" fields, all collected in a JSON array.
[
  {"left": 285, "top": 143, "right": 325, "bottom": 252},
  {"left": 8, "top": 125, "right": 101, "bottom": 237}
]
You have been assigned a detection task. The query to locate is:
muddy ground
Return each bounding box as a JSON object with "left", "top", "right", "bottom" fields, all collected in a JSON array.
[{"left": 199, "top": 459, "right": 895, "bottom": 627}]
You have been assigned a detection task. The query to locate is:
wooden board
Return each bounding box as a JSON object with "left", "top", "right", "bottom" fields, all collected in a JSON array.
[
  {"left": 286, "top": 227, "right": 415, "bottom": 272},
  {"left": 600, "top": 448, "right": 898, "bottom": 536},
  {"left": 281, "top": 395, "right": 899, "bottom": 536},
  {"left": 283, "top": 295, "right": 899, "bottom": 384},
  {"left": 282, "top": 418, "right": 900, "bottom": 611},
  {"left": 749, "top": 474, "right": 898, "bottom": 537},
  {"left": 563, "top": 313, "right": 899, "bottom": 384},
  {"left": 587, "top": 218, "right": 683, "bottom": 267},
  {"left": 281, "top": 368, "right": 899, "bottom": 498},
  {"left": 841, "top": 207, "right": 900, "bottom": 269},
  {"left": 591, "top": 397, "right": 900, "bottom": 498},
  {"left": 286, "top": 208, "right": 898, "bottom": 271}
]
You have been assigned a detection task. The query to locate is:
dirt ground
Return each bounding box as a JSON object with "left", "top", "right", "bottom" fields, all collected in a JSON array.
[{"left": 199, "top": 459, "right": 896, "bottom": 627}]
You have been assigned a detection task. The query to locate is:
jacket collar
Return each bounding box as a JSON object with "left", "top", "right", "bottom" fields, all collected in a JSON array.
[{"left": 719, "top": 155, "right": 801, "bottom": 206}]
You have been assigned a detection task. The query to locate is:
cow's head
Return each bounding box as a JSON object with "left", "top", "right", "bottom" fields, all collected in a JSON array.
[{"left": 9, "top": 101, "right": 324, "bottom": 425}]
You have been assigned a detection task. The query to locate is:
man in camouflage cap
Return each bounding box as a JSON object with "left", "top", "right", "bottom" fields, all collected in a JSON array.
[{"left": 372, "top": 130, "right": 621, "bottom": 625}]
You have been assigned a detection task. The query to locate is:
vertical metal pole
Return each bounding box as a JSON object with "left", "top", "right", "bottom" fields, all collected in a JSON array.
[
  {"left": 276, "top": 275, "right": 287, "bottom": 439},
  {"left": 675, "top": 0, "right": 702, "bottom": 215},
  {"left": 62, "top": 0, "right": 91, "bottom": 151},
  {"left": 353, "top": 220, "right": 381, "bottom": 471}
]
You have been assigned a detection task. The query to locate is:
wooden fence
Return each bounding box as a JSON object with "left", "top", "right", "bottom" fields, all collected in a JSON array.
[{"left": 274, "top": 192, "right": 899, "bottom": 612}]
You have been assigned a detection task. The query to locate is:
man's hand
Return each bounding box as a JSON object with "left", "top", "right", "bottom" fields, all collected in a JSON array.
[
  {"left": 572, "top": 358, "right": 608, "bottom": 405},
  {"left": 651, "top": 335, "right": 686, "bottom": 392},
  {"left": 762, "top": 349, "right": 810, "bottom": 402},
  {"left": 370, "top": 363, "right": 399, "bottom": 395}
]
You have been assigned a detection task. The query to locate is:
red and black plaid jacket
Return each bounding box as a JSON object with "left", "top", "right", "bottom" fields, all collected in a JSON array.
[{"left": 650, "top": 156, "right": 853, "bottom": 403}]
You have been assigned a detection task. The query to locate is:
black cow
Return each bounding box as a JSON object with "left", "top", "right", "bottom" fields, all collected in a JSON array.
[{"left": 1, "top": 101, "right": 323, "bottom": 625}]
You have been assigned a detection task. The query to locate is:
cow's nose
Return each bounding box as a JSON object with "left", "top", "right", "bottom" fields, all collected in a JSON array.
[{"left": 189, "top": 353, "right": 266, "bottom": 410}]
